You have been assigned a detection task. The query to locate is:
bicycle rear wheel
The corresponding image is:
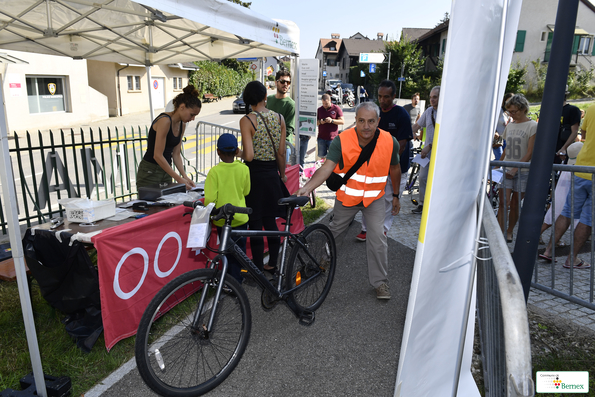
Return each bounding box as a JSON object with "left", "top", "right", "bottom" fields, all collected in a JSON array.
[
  {"left": 135, "top": 268, "right": 251, "bottom": 397},
  {"left": 286, "top": 224, "right": 336, "bottom": 312}
]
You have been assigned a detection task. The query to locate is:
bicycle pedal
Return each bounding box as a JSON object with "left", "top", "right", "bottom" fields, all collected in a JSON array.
[{"left": 298, "top": 310, "right": 315, "bottom": 327}]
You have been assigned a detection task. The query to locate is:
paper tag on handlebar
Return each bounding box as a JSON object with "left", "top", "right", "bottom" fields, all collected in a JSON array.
[{"left": 186, "top": 202, "right": 215, "bottom": 250}]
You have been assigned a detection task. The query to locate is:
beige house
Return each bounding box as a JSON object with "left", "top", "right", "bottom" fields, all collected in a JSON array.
[
  {"left": 1, "top": 49, "right": 195, "bottom": 133},
  {"left": 87, "top": 61, "right": 195, "bottom": 117},
  {"left": 1, "top": 50, "right": 108, "bottom": 133}
]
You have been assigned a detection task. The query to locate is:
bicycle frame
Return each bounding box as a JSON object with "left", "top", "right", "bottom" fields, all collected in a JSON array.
[{"left": 193, "top": 205, "right": 322, "bottom": 333}]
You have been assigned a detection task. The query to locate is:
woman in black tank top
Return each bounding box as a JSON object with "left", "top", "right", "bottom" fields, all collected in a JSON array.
[{"left": 136, "top": 85, "right": 202, "bottom": 190}]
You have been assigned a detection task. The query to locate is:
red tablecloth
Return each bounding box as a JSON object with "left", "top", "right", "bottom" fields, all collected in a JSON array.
[{"left": 93, "top": 165, "right": 303, "bottom": 350}]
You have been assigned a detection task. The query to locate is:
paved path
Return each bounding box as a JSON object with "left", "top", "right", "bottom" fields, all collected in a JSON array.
[{"left": 16, "top": 97, "right": 595, "bottom": 394}]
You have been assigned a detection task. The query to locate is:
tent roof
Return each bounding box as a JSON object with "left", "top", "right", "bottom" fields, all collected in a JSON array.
[{"left": 0, "top": 0, "right": 300, "bottom": 66}]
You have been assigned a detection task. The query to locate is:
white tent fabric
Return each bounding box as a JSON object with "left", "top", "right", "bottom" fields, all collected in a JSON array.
[
  {"left": 0, "top": 0, "right": 299, "bottom": 65},
  {"left": 0, "top": 1, "right": 298, "bottom": 395},
  {"left": 395, "top": 0, "right": 523, "bottom": 395}
]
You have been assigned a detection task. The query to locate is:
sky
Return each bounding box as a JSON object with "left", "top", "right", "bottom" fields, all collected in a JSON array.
[{"left": 248, "top": 0, "right": 454, "bottom": 59}]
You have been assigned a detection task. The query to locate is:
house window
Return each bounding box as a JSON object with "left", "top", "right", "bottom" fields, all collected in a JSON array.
[
  {"left": 327, "top": 59, "right": 337, "bottom": 67},
  {"left": 127, "top": 75, "right": 141, "bottom": 91},
  {"left": 578, "top": 36, "right": 591, "bottom": 55},
  {"left": 26, "top": 76, "right": 67, "bottom": 114},
  {"left": 514, "top": 30, "right": 526, "bottom": 52},
  {"left": 441, "top": 38, "right": 447, "bottom": 54},
  {"left": 173, "top": 77, "right": 183, "bottom": 90},
  {"left": 540, "top": 31, "right": 548, "bottom": 42}
]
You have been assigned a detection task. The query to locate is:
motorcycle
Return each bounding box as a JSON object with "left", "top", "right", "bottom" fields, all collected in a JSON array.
[
  {"left": 325, "top": 89, "right": 341, "bottom": 105},
  {"left": 342, "top": 89, "right": 355, "bottom": 107}
]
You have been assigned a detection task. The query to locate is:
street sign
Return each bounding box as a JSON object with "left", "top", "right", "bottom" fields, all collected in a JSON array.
[
  {"left": 369, "top": 64, "right": 376, "bottom": 73},
  {"left": 359, "top": 53, "right": 385, "bottom": 63},
  {"left": 360, "top": 70, "right": 365, "bottom": 77},
  {"left": 398, "top": 77, "right": 406, "bottom": 82},
  {"left": 323, "top": 71, "right": 327, "bottom": 77}
]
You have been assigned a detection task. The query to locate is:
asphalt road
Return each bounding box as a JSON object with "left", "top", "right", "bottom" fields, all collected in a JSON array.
[{"left": 87, "top": 215, "right": 415, "bottom": 397}]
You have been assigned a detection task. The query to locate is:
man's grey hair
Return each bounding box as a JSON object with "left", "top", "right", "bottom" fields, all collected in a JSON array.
[
  {"left": 355, "top": 101, "right": 380, "bottom": 118},
  {"left": 431, "top": 86, "right": 440, "bottom": 95}
]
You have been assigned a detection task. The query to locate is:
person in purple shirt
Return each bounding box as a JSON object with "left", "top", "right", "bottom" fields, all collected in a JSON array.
[{"left": 317, "top": 93, "right": 344, "bottom": 159}]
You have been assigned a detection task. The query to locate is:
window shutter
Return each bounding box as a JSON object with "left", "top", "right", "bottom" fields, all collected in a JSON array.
[
  {"left": 514, "top": 30, "right": 526, "bottom": 52},
  {"left": 572, "top": 35, "right": 580, "bottom": 54},
  {"left": 544, "top": 32, "right": 553, "bottom": 62},
  {"left": 442, "top": 38, "right": 446, "bottom": 54},
  {"left": 592, "top": 39, "right": 595, "bottom": 56}
]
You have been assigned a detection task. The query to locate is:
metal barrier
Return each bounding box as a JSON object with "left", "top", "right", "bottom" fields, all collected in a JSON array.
[
  {"left": 489, "top": 160, "right": 595, "bottom": 309},
  {"left": 478, "top": 197, "right": 534, "bottom": 396},
  {"left": 192, "top": 121, "right": 241, "bottom": 177},
  {"left": 192, "top": 121, "right": 297, "bottom": 177},
  {"left": 0, "top": 125, "right": 204, "bottom": 233}
]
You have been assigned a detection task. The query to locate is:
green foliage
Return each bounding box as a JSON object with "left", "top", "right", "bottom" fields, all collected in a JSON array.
[
  {"left": 189, "top": 60, "right": 253, "bottom": 97},
  {"left": 226, "top": 0, "right": 251, "bottom": 8},
  {"left": 506, "top": 62, "right": 527, "bottom": 94},
  {"left": 568, "top": 66, "right": 595, "bottom": 98},
  {"left": 221, "top": 59, "right": 251, "bottom": 74}
]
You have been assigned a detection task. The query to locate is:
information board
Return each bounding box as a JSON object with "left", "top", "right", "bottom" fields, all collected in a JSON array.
[{"left": 298, "top": 59, "right": 319, "bottom": 137}]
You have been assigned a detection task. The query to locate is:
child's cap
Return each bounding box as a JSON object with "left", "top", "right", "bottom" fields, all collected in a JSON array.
[{"left": 217, "top": 133, "right": 238, "bottom": 153}]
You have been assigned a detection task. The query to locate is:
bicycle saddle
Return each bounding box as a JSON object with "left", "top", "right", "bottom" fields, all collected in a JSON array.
[{"left": 278, "top": 195, "right": 309, "bottom": 207}]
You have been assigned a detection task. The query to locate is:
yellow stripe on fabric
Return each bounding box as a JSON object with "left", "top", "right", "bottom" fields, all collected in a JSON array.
[{"left": 418, "top": 122, "right": 439, "bottom": 244}]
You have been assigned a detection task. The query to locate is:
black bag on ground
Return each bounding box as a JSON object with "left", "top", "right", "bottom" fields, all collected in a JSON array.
[
  {"left": 326, "top": 129, "right": 380, "bottom": 191},
  {"left": 22, "top": 229, "right": 103, "bottom": 352}
]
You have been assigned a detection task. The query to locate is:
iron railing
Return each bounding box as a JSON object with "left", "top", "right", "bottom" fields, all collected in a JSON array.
[
  {"left": 478, "top": 197, "right": 534, "bottom": 396},
  {"left": 0, "top": 125, "right": 206, "bottom": 233},
  {"left": 489, "top": 160, "right": 595, "bottom": 309}
]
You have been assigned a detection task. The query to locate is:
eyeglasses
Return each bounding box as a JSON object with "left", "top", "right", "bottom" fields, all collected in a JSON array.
[{"left": 277, "top": 80, "right": 291, "bottom": 85}]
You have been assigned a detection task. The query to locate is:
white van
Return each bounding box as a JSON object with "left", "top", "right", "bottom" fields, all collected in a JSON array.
[{"left": 325, "top": 79, "right": 342, "bottom": 91}]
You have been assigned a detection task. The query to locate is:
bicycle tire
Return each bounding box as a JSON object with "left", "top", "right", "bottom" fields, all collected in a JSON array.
[
  {"left": 135, "top": 268, "right": 251, "bottom": 397},
  {"left": 286, "top": 224, "right": 337, "bottom": 312}
]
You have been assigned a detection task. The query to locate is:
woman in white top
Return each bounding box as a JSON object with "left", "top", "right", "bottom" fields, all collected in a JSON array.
[{"left": 497, "top": 94, "right": 538, "bottom": 242}]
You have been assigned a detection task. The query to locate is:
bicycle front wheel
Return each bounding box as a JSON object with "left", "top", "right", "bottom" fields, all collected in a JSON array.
[
  {"left": 135, "top": 268, "right": 252, "bottom": 397},
  {"left": 286, "top": 224, "right": 337, "bottom": 312}
]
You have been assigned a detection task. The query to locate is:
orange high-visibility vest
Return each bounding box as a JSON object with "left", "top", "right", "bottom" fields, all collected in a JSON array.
[{"left": 335, "top": 127, "right": 393, "bottom": 207}]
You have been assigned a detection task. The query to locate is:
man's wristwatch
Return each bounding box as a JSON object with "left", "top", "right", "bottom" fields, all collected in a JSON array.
[{"left": 392, "top": 193, "right": 400, "bottom": 198}]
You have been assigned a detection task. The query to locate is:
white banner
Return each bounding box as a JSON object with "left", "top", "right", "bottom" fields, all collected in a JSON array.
[{"left": 395, "top": 0, "right": 523, "bottom": 396}]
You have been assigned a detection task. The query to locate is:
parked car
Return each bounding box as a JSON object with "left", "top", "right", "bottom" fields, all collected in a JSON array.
[
  {"left": 341, "top": 83, "right": 354, "bottom": 92},
  {"left": 233, "top": 94, "right": 249, "bottom": 114},
  {"left": 325, "top": 79, "right": 342, "bottom": 91}
]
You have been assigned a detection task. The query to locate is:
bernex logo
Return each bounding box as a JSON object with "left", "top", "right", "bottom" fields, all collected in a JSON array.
[
  {"left": 270, "top": 24, "right": 297, "bottom": 51},
  {"left": 536, "top": 371, "right": 589, "bottom": 393}
]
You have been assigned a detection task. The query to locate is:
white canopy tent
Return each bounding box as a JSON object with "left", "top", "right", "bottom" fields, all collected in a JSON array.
[{"left": 0, "top": 1, "right": 299, "bottom": 395}]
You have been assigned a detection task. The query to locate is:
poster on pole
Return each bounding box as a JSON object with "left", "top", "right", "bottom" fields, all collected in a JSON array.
[{"left": 298, "top": 59, "right": 319, "bottom": 137}]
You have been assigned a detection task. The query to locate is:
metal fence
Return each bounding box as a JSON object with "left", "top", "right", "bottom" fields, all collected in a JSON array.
[
  {"left": 489, "top": 160, "right": 595, "bottom": 310},
  {"left": 0, "top": 121, "right": 248, "bottom": 234},
  {"left": 478, "top": 198, "right": 534, "bottom": 396}
]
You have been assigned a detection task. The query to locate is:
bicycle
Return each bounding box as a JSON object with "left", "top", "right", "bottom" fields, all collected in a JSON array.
[
  {"left": 406, "top": 146, "right": 422, "bottom": 205},
  {"left": 135, "top": 196, "right": 337, "bottom": 396}
]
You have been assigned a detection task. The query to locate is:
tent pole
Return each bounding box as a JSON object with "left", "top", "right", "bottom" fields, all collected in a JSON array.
[
  {"left": 0, "top": 66, "right": 47, "bottom": 397},
  {"left": 146, "top": 66, "right": 154, "bottom": 122},
  {"left": 292, "top": 55, "right": 299, "bottom": 161}
]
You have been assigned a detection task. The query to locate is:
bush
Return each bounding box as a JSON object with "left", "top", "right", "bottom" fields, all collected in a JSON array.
[
  {"left": 506, "top": 62, "right": 527, "bottom": 94},
  {"left": 568, "top": 66, "right": 595, "bottom": 98},
  {"left": 189, "top": 60, "right": 253, "bottom": 98}
]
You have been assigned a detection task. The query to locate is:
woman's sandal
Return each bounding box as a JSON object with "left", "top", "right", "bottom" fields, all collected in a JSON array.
[
  {"left": 562, "top": 259, "right": 591, "bottom": 269},
  {"left": 538, "top": 254, "right": 553, "bottom": 262}
]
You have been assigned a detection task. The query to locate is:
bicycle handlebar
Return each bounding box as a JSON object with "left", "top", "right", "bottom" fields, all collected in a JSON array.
[{"left": 184, "top": 201, "right": 252, "bottom": 221}]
